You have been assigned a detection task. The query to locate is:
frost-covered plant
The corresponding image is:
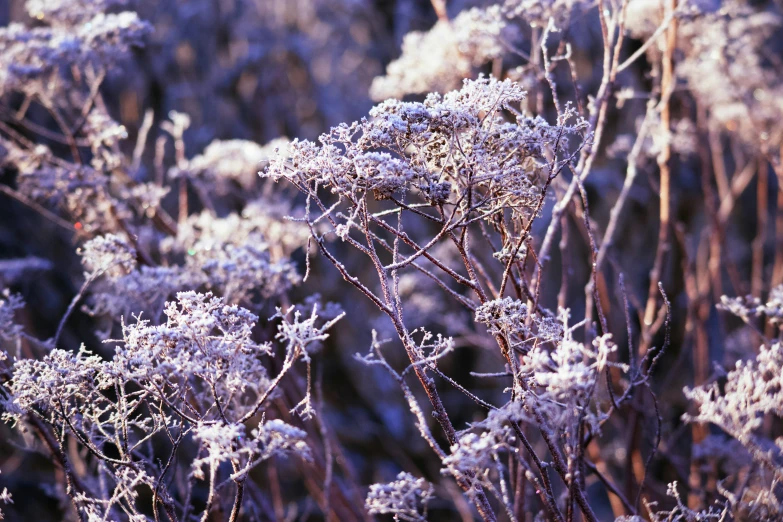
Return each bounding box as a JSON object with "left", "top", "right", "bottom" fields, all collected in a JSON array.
[
  {"left": 2, "top": 0, "right": 783, "bottom": 520},
  {"left": 79, "top": 233, "right": 137, "bottom": 276},
  {"left": 0, "top": 470, "right": 11, "bottom": 521},
  {"left": 365, "top": 471, "right": 434, "bottom": 522},
  {"left": 475, "top": 296, "right": 563, "bottom": 351},
  {"left": 519, "top": 309, "right": 624, "bottom": 430},
  {"left": 682, "top": 285, "right": 783, "bottom": 519},
  {"left": 268, "top": 67, "right": 613, "bottom": 521},
  {"left": 0, "top": 0, "right": 150, "bottom": 237},
  {"left": 79, "top": 203, "right": 307, "bottom": 325},
  {"left": 174, "top": 210, "right": 301, "bottom": 301},
  {"left": 441, "top": 427, "right": 516, "bottom": 486},
  {"left": 718, "top": 285, "right": 783, "bottom": 328},
  {"left": 502, "top": 0, "right": 590, "bottom": 26},
  {"left": 183, "top": 138, "right": 289, "bottom": 194},
  {"left": 0, "top": 2, "right": 339, "bottom": 514},
  {"left": 370, "top": 7, "right": 514, "bottom": 100},
  {"left": 677, "top": 0, "right": 783, "bottom": 151},
  {"left": 0, "top": 9, "right": 150, "bottom": 97},
  {"left": 268, "top": 75, "right": 587, "bottom": 235},
  {"left": 2, "top": 291, "right": 335, "bottom": 520},
  {"left": 705, "top": 340, "right": 783, "bottom": 447},
  {"left": 0, "top": 291, "right": 24, "bottom": 345},
  {"left": 642, "top": 482, "right": 728, "bottom": 522},
  {"left": 191, "top": 418, "right": 311, "bottom": 484}
]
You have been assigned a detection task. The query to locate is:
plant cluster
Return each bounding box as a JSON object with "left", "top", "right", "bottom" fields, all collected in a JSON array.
[{"left": 1, "top": 0, "right": 782, "bottom": 521}]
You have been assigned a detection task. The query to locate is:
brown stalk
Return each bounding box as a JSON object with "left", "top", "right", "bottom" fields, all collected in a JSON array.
[{"left": 641, "top": 0, "right": 678, "bottom": 357}]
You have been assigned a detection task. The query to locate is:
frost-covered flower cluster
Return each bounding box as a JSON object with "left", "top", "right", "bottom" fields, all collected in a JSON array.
[
  {"left": 681, "top": 288, "right": 783, "bottom": 519},
  {"left": 176, "top": 212, "right": 301, "bottom": 302},
  {"left": 442, "top": 427, "right": 515, "bottom": 484},
  {"left": 370, "top": 7, "right": 514, "bottom": 100},
  {"left": 718, "top": 284, "right": 783, "bottom": 327},
  {"left": 2, "top": 291, "right": 335, "bottom": 520},
  {"left": 475, "top": 297, "right": 563, "bottom": 348},
  {"left": 677, "top": 0, "right": 783, "bottom": 149},
  {"left": 191, "top": 418, "right": 310, "bottom": 482},
  {"left": 5, "top": 344, "right": 108, "bottom": 423},
  {"left": 2, "top": 0, "right": 783, "bottom": 520},
  {"left": 0, "top": 470, "right": 11, "bottom": 521},
  {"left": 685, "top": 342, "right": 783, "bottom": 472},
  {"left": 114, "top": 292, "right": 271, "bottom": 393},
  {"left": 521, "top": 329, "right": 619, "bottom": 429},
  {"left": 269, "top": 75, "right": 585, "bottom": 228},
  {"left": 79, "top": 233, "right": 137, "bottom": 276},
  {"left": 80, "top": 203, "right": 307, "bottom": 322},
  {"left": 502, "top": 0, "right": 588, "bottom": 26},
  {"left": 275, "top": 303, "right": 346, "bottom": 356},
  {"left": 365, "top": 471, "right": 434, "bottom": 522},
  {"left": 0, "top": 291, "right": 24, "bottom": 345},
  {"left": 180, "top": 138, "right": 289, "bottom": 193},
  {"left": 0, "top": 4, "right": 150, "bottom": 97}
]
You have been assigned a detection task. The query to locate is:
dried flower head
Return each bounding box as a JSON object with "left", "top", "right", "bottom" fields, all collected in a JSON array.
[{"left": 366, "top": 472, "right": 434, "bottom": 522}]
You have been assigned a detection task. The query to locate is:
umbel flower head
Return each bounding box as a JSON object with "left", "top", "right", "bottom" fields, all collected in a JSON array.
[
  {"left": 266, "top": 75, "right": 586, "bottom": 229},
  {"left": 370, "top": 6, "right": 514, "bottom": 100},
  {"left": 2, "top": 290, "right": 332, "bottom": 520},
  {"left": 365, "top": 471, "right": 434, "bottom": 522}
]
